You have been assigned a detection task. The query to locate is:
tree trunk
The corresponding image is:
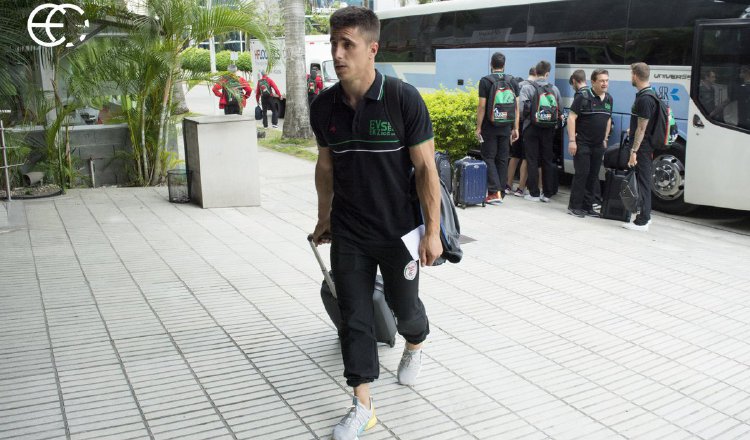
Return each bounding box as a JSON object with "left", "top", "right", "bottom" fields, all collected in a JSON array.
[
  {"left": 282, "top": 0, "right": 313, "bottom": 139},
  {"left": 172, "top": 81, "right": 189, "bottom": 115},
  {"left": 140, "top": 100, "right": 148, "bottom": 184}
]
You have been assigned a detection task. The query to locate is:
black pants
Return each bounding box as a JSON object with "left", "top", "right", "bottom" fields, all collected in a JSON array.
[
  {"left": 634, "top": 149, "right": 653, "bottom": 224},
  {"left": 480, "top": 133, "right": 510, "bottom": 194},
  {"left": 260, "top": 95, "right": 278, "bottom": 127},
  {"left": 223, "top": 101, "right": 241, "bottom": 115},
  {"left": 569, "top": 142, "right": 605, "bottom": 210},
  {"left": 524, "top": 126, "right": 556, "bottom": 197},
  {"left": 308, "top": 93, "right": 317, "bottom": 107},
  {"left": 331, "top": 236, "right": 430, "bottom": 388}
]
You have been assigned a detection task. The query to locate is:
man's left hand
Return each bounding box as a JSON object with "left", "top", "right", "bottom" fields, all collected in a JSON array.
[
  {"left": 511, "top": 129, "right": 519, "bottom": 143},
  {"left": 419, "top": 232, "right": 442, "bottom": 267}
]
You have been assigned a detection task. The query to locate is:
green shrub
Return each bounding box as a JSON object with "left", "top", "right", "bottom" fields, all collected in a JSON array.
[
  {"left": 236, "top": 52, "right": 252, "bottom": 72},
  {"left": 422, "top": 86, "right": 480, "bottom": 160},
  {"left": 181, "top": 47, "right": 210, "bottom": 73},
  {"left": 216, "top": 51, "right": 231, "bottom": 71}
]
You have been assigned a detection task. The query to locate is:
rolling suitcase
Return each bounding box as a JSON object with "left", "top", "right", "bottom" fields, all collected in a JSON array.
[
  {"left": 601, "top": 169, "right": 632, "bottom": 222},
  {"left": 435, "top": 151, "right": 453, "bottom": 193},
  {"left": 307, "top": 235, "right": 397, "bottom": 347},
  {"left": 452, "top": 157, "right": 487, "bottom": 209}
]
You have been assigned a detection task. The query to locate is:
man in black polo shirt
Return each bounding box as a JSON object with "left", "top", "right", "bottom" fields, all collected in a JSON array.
[
  {"left": 476, "top": 52, "right": 520, "bottom": 203},
  {"left": 309, "top": 7, "right": 441, "bottom": 440},
  {"left": 567, "top": 69, "right": 612, "bottom": 217},
  {"left": 624, "top": 62, "right": 659, "bottom": 232}
]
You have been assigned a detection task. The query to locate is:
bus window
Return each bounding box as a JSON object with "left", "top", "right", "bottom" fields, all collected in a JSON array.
[
  {"left": 694, "top": 25, "right": 750, "bottom": 131},
  {"left": 626, "top": 0, "right": 748, "bottom": 66},
  {"left": 528, "top": 0, "right": 627, "bottom": 65}
]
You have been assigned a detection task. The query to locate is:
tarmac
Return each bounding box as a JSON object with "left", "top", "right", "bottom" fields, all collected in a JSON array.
[{"left": 3, "top": 145, "right": 750, "bottom": 440}]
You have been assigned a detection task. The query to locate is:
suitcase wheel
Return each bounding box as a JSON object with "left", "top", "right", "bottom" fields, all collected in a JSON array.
[
  {"left": 482, "top": 202, "right": 486, "bottom": 207},
  {"left": 388, "top": 339, "right": 395, "bottom": 348}
]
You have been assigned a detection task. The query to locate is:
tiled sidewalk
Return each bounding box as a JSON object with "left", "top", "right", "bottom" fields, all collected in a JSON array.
[{"left": 2, "top": 148, "right": 750, "bottom": 440}]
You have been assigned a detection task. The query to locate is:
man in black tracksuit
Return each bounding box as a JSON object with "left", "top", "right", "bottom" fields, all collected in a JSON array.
[
  {"left": 476, "top": 52, "right": 520, "bottom": 204},
  {"left": 310, "top": 7, "right": 441, "bottom": 440},
  {"left": 624, "top": 62, "right": 659, "bottom": 232},
  {"left": 567, "top": 69, "right": 612, "bottom": 217},
  {"left": 519, "top": 60, "right": 562, "bottom": 202}
]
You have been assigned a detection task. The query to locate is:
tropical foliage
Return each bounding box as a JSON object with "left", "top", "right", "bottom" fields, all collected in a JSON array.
[
  {"left": 2, "top": 0, "right": 273, "bottom": 189},
  {"left": 97, "top": 0, "right": 272, "bottom": 185}
]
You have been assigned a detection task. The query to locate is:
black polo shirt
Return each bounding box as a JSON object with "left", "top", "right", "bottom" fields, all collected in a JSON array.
[
  {"left": 629, "top": 87, "right": 659, "bottom": 153},
  {"left": 310, "top": 71, "right": 434, "bottom": 243},
  {"left": 570, "top": 88, "right": 613, "bottom": 145},
  {"left": 479, "top": 72, "right": 520, "bottom": 136}
]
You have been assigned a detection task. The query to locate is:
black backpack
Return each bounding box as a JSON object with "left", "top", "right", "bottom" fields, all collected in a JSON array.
[
  {"left": 638, "top": 88, "right": 675, "bottom": 150},
  {"left": 578, "top": 87, "right": 613, "bottom": 115},
  {"left": 530, "top": 82, "right": 560, "bottom": 128},
  {"left": 381, "top": 76, "right": 463, "bottom": 265},
  {"left": 485, "top": 73, "right": 517, "bottom": 127}
]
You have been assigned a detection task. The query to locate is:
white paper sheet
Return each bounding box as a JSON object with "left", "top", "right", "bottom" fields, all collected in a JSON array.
[{"left": 401, "top": 225, "right": 425, "bottom": 262}]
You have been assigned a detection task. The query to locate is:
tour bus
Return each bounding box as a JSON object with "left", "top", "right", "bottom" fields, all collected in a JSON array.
[{"left": 376, "top": 0, "right": 750, "bottom": 213}]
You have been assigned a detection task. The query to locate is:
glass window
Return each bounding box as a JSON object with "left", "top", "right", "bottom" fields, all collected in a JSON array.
[
  {"left": 626, "top": 0, "right": 748, "bottom": 66},
  {"left": 694, "top": 25, "right": 750, "bottom": 131},
  {"left": 453, "top": 5, "right": 528, "bottom": 49},
  {"left": 529, "top": 0, "right": 627, "bottom": 65}
]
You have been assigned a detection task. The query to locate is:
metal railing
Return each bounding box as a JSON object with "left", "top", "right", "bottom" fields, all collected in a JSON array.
[{"left": 1, "top": 111, "right": 25, "bottom": 202}]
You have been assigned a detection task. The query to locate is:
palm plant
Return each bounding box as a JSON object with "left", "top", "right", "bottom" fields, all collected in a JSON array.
[{"left": 67, "top": 0, "right": 274, "bottom": 184}]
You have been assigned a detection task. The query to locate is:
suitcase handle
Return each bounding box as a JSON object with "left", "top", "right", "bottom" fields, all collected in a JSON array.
[{"left": 307, "top": 234, "right": 337, "bottom": 298}]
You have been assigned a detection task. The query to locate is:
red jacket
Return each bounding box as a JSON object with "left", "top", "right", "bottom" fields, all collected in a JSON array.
[
  {"left": 306, "top": 74, "right": 323, "bottom": 95},
  {"left": 212, "top": 75, "right": 252, "bottom": 109},
  {"left": 255, "top": 75, "right": 282, "bottom": 102}
]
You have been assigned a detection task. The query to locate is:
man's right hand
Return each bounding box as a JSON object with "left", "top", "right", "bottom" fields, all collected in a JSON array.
[
  {"left": 312, "top": 221, "right": 331, "bottom": 245},
  {"left": 475, "top": 127, "right": 482, "bottom": 142},
  {"left": 568, "top": 141, "right": 577, "bottom": 156}
]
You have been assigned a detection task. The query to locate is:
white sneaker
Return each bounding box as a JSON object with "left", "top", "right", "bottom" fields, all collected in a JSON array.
[
  {"left": 540, "top": 195, "right": 551, "bottom": 203},
  {"left": 397, "top": 348, "right": 422, "bottom": 386},
  {"left": 524, "top": 194, "right": 540, "bottom": 202},
  {"left": 622, "top": 220, "right": 651, "bottom": 232},
  {"left": 332, "top": 397, "right": 377, "bottom": 440},
  {"left": 272, "top": 124, "right": 279, "bottom": 128}
]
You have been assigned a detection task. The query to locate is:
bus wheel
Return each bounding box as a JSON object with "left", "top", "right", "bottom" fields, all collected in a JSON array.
[{"left": 651, "top": 143, "right": 697, "bottom": 215}]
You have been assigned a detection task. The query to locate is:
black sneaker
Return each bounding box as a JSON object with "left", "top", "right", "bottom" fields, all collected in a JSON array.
[
  {"left": 584, "top": 208, "right": 600, "bottom": 217},
  {"left": 567, "top": 208, "right": 585, "bottom": 218}
]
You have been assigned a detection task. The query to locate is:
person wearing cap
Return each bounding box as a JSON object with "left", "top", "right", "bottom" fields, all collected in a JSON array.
[
  {"left": 212, "top": 64, "right": 252, "bottom": 115},
  {"left": 255, "top": 70, "right": 282, "bottom": 128}
]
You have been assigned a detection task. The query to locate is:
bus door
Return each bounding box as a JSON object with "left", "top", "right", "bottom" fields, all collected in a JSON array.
[
  {"left": 687, "top": 19, "right": 750, "bottom": 210},
  {"left": 435, "top": 47, "right": 556, "bottom": 91}
]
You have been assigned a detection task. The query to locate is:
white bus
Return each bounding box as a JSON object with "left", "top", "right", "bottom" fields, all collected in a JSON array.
[{"left": 376, "top": 0, "right": 750, "bottom": 213}]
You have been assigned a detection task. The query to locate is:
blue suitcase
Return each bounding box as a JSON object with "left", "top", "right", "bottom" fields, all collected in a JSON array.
[{"left": 453, "top": 157, "right": 487, "bottom": 208}]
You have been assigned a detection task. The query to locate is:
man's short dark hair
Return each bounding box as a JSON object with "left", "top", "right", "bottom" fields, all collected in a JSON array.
[
  {"left": 330, "top": 6, "right": 380, "bottom": 43},
  {"left": 535, "top": 60, "right": 551, "bottom": 76},
  {"left": 591, "top": 69, "right": 609, "bottom": 82},
  {"left": 528, "top": 66, "right": 537, "bottom": 76},
  {"left": 569, "top": 69, "right": 586, "bottom": 86},
  {"left": 702, "top": 69, "right": 715, "bottom": 80},
  {"left": 631, "top": 62, "right": 650, "bottom": 81},
  {"left": 491, "top": 52, "right": 506, "bottom": 70}
]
